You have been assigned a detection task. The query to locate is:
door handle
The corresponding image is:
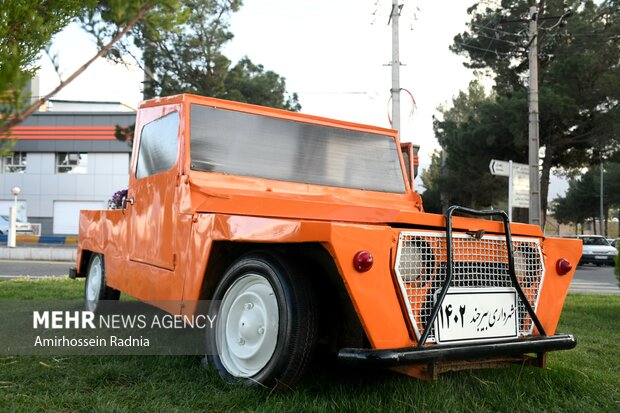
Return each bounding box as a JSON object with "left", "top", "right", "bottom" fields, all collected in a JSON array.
[{"left": 121, "top": 196, "right": 134, "bottom": 215}]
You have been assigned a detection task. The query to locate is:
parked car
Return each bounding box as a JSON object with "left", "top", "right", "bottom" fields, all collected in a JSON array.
[
  {"left": 0, "top": 215, "right": 34, "bottom": 235},
  {"left": 578, "top": 235, "right": 618, "bottom": 266}
]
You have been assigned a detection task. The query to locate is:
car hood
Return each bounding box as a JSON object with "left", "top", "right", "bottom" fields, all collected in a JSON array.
[{"left": 582, "top": 245, "right": 617, "bottom": 254}]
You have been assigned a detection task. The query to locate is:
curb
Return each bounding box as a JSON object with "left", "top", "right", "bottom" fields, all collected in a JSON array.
[
  {"left": 0, "top": 247, "right": 76, "bottom": 262},
  {"left": 0, "top": 235, "right": 78, "bottom": 245}
]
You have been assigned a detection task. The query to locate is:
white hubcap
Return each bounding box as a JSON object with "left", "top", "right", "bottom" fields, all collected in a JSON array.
[
  {"left": 85, "top": 256, "right": 103, "bottom": 312},
  {"left": 217, "top": 273, "right": 279, "bottom": 377}
]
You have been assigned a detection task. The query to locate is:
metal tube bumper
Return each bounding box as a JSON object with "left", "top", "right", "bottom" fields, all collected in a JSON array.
[{"left": 338, "top": 334, "right": 576, "bottom": 367}]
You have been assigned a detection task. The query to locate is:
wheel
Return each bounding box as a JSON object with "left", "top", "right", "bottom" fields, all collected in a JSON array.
[
  {"left": 84, "top": 253, "right": 120, "bottom": 312},
  {"left": 207, "top": 252, "right": 317, "bottom": 389}
]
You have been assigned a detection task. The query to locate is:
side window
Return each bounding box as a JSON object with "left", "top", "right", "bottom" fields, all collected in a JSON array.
[{"left": 136, "top": 111, "right": 179, "bottom": 179}]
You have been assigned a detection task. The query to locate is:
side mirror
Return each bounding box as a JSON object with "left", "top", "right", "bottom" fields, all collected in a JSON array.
[{"left": 400, "top": 142, "right": 419, "bottom": 190}]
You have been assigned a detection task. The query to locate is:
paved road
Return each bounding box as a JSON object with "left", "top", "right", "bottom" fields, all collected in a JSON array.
[
  {"left": 0, "top": 259, "right": 618, "bottom": 294},
  {"left": 570, "top": 264, "right": 619, "bottom": 295},
  {"left": 0, "top": 259, "right": 71, "bottom": 279}
]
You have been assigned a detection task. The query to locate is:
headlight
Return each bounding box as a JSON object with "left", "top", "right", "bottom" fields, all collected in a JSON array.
[
  {"left": 514, "top": 244, "right": 541, "bottom": 288},
  {"left": 399, "top": 237, "right": 434, "bottom": 284}
]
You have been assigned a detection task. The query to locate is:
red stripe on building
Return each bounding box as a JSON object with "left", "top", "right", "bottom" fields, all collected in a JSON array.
[{"left": 8, "top": 126, "right": 118, "bottom": 141}]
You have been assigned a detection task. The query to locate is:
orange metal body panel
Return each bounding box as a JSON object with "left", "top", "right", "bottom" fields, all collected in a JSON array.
[
  {"left": 537, "top": 237, "right": 582, "bottom": 335},
  {"left": 400, "top": 142, "right": 416, "bottom": 189},
  {"left": 325, "top": 224, "right": 412, "bottom": 348},
  {"left": 76, "top": 94, "right": 581, "bottom": 356}
]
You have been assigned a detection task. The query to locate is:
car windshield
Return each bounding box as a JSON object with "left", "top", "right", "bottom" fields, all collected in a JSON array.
[
  {"left": 189, "top": 104, "right": 407, "bottom": 193},
  {"left": 581, "top": 237, "right": 610, "bottom": 246}
]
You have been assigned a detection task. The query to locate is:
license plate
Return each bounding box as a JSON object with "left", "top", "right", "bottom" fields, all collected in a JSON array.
[
  {"left": 434, "top": 288, "right": 518, "bottom": 344},
  {"left": 594, "top": 256, "right": 607, "bottom": 260}
]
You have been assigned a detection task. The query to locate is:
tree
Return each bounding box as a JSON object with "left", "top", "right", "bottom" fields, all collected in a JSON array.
[
  {"left": 552, "top": 173, "right": 598, "bottom": 231},
  {"left": 129, "top": 0, "right": 299, "bottom": 110},
  {"left": 449, "top": 0, "right": 620, "bottom": 225},
  {"left": 433, "top": 81, "right": 503, "bottom": 209},
  {"left": 223, "top": 58, "right": 300, "bottom": 111},
  {"left": 126, "top": 0, "right": 237, "bottom": 99},
  {"left": 111, "top": 0, "right": 301, "bottom": 146},
  {"left": 0, "top": 0, "right": 92, "bottom": 149},
  {"left": 425, "top": 80, "right": 530, "bottom": 218},
  {"left": 552, "top": 163, "right": 620, "bottom": 233},
  {"left": 419, "top": 150, "right": 443, "bottom": 213},
  {"left": 1, "top": 0, "right": 187, "bottom": 140}
]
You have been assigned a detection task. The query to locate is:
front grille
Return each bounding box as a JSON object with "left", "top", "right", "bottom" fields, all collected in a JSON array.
[{"left": 394, "top": 231, "right": 544, "bottom": 342}]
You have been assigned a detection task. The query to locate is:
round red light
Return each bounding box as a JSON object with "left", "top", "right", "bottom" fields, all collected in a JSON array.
[
  {"left": 353, "top": 250, "right": 374, "bottom": 273},
  {"left": 556, "top": 258, "right": 572, "bottom": 275}
]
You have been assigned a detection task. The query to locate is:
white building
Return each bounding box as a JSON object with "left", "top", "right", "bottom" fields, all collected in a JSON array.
[{"left": 1, "top": 101, "right": 135, "bottom": 235}]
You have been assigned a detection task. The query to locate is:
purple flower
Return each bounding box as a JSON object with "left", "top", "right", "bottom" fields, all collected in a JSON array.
[{"left": 110, "top": 189, "right": 128, "bottom": 209}]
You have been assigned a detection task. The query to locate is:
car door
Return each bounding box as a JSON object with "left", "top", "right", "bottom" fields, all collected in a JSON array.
[{"left": 128, "top": 110, "right": 180, "bottom": 270}]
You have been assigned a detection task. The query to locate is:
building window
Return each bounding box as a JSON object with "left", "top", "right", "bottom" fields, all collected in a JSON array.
[
  {"left": 3, "top": 152, "right": 27, "bottom": 173},
  {"left": 56, "top": 152, "right": 88, "bottom": 174}
]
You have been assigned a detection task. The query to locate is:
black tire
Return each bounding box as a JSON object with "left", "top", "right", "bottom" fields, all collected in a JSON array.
[
  {"left": 84, "top": 253, "right": 120, "bottom": 312},
  {"left": 207, "top": 251, "right": 317, "bottom": 389}
]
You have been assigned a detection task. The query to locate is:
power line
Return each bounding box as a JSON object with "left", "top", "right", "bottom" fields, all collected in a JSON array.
[
  {"left": 474, "top": 31, "right": 523, "bottom": 46},
  {"left": 470, "top": 22, "right": 525, "bottom": 39},
  {"left": 566, "top": 32, "right": 620, "bottom": 38},
  {"left": 480, "top": 37, "right": 496, "bottom": 59},
  {"left": 453, "top": 41, "right": 512, "bottom": 56},
  {"left": 296, "top": 91, "right": 376, "bottom": 95}
]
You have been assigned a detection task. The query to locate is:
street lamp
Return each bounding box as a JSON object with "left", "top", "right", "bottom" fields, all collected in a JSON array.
[
  {"left": 7, "top": 186, "right": 21, "bottom": 248},
  {"left": 11, "top": 186, "right": 21, "bottom": 206}
]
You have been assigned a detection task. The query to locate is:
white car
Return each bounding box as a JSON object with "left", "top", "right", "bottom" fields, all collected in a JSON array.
[
  {"left": 578, "top": 235, "right": 618, "bottom": 266},
  {"left": 0, "top": 215, "right": 34, "bottom": 235}
]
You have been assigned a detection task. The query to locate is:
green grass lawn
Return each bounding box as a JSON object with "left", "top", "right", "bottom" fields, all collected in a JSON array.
[{"left": 1, "top": 278, "right": 619, "bottom": 412}]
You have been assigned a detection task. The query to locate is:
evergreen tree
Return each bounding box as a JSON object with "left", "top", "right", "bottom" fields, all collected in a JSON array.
[
  {"left": 429, "top": 0, "right": 620, "bottom": 224},
  {"left": 114, "top": 0, "right": 300, "bottom": 111}
]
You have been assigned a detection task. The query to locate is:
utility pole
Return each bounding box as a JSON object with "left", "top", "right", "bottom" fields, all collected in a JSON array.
[
  {"left": 501, "top": 4, "right": 570, "bottom": 226},
  {"left": 600, "top": 158, "right": 605, "bottom": 236},
  {"left": 389, "top": 0, "right": 402, "bottom": 133},
  {"left": 527, "top": 5, "right": 542, "bottom": 227}
]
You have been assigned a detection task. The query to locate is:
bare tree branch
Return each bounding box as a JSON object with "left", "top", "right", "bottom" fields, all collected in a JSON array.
[{"left": 1, "top": 3, "right": 153, "bottom": 135}]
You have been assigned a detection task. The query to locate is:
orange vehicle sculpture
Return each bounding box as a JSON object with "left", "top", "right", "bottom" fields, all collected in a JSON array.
[{"left": 73, "top": 94, "right": 580, "bottom": 387}]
